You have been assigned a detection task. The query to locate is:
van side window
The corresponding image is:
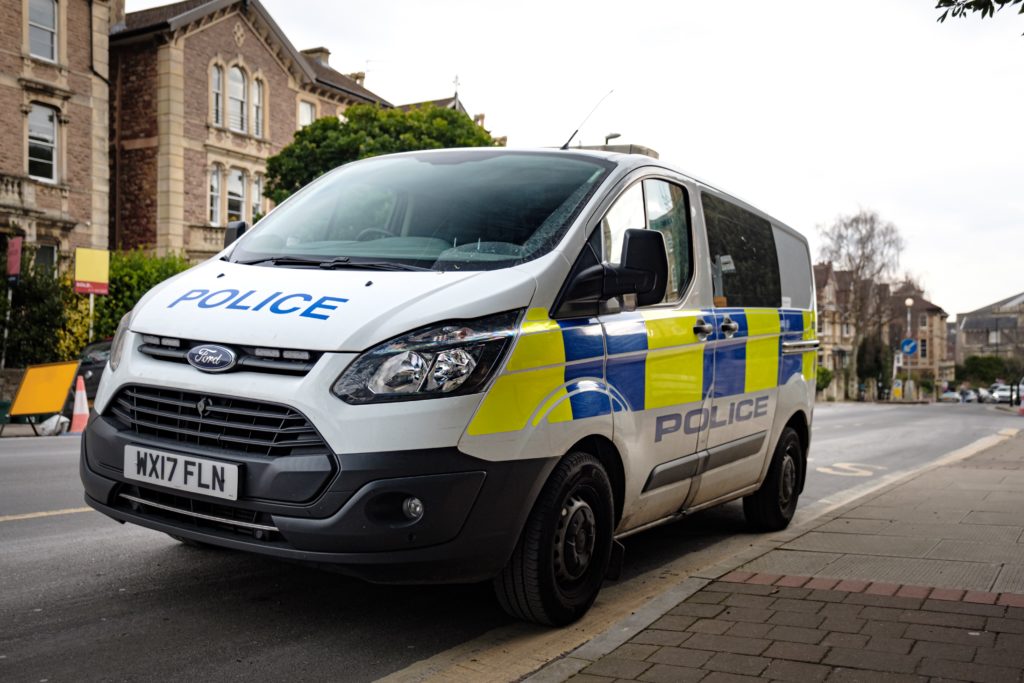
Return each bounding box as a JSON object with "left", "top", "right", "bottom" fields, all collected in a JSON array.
[
  {"left": 644, "top": 180, "right": 692, "bottom": 302},
  {"left": 601, "top": 179, "right": 693, "bottom": 304},
  {"left": 773, "top": 225, "right": 812, "bottom": 309},
  {"left": 702, "top": 192, "right": 781, "bottom": 308}
]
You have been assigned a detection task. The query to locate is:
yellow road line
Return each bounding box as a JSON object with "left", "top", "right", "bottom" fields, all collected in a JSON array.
[{"left": 0, "top": 507, "right": 93, "bottom": 523}]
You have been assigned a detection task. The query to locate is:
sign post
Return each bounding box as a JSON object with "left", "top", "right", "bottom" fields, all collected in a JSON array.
[
  {"left": 74, "top": 248, "right": 110, "bottom": 342},
  {"left": 1, "top": 237, "right": 22, "bottom": 370},
  {"left": 901, "top": 338, "right": 917, "bottom": 401}
]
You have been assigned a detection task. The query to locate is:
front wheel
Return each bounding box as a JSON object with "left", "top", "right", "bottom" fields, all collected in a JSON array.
[
  {"left": 743, "top": 427, "right": 802, "bottom": 532},
  {"left": 493, "top": 452, "right": 614, "bottom": 626}
]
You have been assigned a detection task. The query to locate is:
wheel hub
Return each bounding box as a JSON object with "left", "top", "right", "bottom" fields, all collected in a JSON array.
[
  {"left": 554, "top": 495, "right": 597, "bottom": 583},
  {"left": 779, "top": 450, "right": 797, "bottom": 507}
]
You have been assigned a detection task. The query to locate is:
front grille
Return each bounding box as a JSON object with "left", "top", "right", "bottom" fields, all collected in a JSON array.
[
  {"left": 109, "top": 385, "right": 327, "bottom": 458},
  {"left": 117, "top": 484, "right": 280, "bottom": 542},
  {"left": 138, "top": 336, "right": 322, "bottom": 376}
]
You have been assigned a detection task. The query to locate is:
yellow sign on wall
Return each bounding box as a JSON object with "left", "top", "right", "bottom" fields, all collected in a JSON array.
[{"left": 10, "top": 361, "right": 80, "bottom": 416}]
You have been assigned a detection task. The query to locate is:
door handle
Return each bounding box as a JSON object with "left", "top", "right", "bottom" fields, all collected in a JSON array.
[
  {"left": 720, "top": 318, "right": 739, "bottom": 338},
  {"left": 692, "top": 319, "right": 714, "bottom": 339}
]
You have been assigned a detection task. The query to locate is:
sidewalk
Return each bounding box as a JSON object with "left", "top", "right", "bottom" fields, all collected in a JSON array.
[{"left": 534, "top": 428, "right": 1024, "bottom": 683}]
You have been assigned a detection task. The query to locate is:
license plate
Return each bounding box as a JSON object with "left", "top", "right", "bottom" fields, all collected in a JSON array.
[{"left": 123, "top": 446, "right": 239, "bottom": 501}]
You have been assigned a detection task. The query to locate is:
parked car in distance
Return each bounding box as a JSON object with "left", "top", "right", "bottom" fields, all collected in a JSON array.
[
  {"left": 992, "top": 385, "right": 1012, "bottom": 403},
  {"left": 939, "top": 391, "right": 963, "bottom": 403},
  {"left": 79, "top": 340, "right": 111, "bottom": 399},
  {"left": 959, "top": 389, "right": 978, "bottom": 403},
  {"left": 976, "top": 387, "right": 992, "bottom": 403}
]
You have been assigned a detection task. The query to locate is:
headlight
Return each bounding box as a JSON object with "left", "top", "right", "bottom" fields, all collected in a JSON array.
[
  {"left": 332, "top": 310, "right": 521, "bottom": 404},
  {"left": 108, "top": 311, "right": 133, "bottom": 371}
]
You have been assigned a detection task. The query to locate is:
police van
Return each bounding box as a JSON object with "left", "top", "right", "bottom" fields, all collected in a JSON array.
[{"left": 82, "top": 148, "right": 818, "bottom": 626}]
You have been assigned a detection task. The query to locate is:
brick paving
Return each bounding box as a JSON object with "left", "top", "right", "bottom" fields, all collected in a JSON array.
[
  {"left": 572, "top": 579, "right": 1024, "bottom": 682},
  {"left": 539, "top": 429, "right": 1024, "bottom": 683}
]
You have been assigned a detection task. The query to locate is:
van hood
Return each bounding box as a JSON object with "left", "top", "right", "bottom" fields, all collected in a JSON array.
[{"left": 131, "top": 260, "right": 537, "bottom": 352}]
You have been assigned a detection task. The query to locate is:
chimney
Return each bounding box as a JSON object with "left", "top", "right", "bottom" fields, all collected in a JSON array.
[
  {"left": 347, "top": 72, "right": 366, "bottom": 87},
  {"left": 301, "top": 47, "right": 331, "bottom": 66},
  {"left": 473, "top": 113, "right": 485, "bottom": 127}
]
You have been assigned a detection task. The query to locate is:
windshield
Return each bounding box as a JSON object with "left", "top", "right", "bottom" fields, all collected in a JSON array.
[{"left": 229, "top": 150, "right": 612, "bottom": 271}]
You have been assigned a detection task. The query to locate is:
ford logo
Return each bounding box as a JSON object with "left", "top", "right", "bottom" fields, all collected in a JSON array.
[{"left": 186, "top": 344, "right": 237, "bottom": 373}]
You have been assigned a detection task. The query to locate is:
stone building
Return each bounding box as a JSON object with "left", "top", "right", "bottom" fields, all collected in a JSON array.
[
  {"left": 0, "top": 0, "right": 121, "bottom": 266},
  {"left": 109, "top": 0, "right": 389, "bottom": 260},
  {"left": 813, "top": 262, "right": 856, "bottom": 399},
  {"left": 955, "top": 291, "right": 1024, "bottom": 364},
  {"left": 888, "top": 284, "right": 956, "bottom": 390}
]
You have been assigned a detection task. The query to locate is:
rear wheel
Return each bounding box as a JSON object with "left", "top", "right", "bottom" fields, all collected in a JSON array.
[
  {"left": 743, "top": 427, "right": 802, "bottom": 532},
  {"left": 493, "top": 451, "right": 614, "bottom": 626}
]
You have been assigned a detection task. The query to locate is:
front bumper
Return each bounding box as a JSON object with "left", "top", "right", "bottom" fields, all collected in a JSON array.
[{"left": 82, "top": 415, "right": 555, "bottom": 584}]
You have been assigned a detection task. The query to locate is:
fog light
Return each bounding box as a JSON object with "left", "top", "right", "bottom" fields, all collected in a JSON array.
[{"left": 402, "top": 496, "right": 424, "bottom": 521}]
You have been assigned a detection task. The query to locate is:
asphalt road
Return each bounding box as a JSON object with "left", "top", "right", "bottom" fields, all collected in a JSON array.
[{"left": 0, "top": 403, "right": 1017, "bottom": 682}]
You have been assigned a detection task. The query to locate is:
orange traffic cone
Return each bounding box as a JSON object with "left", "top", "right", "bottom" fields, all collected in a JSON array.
[{"left": 69, "top": 375, "right": 89, "bottom": 434}]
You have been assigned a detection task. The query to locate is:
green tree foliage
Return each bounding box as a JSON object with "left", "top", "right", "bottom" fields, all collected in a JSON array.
[
  {"left": 55, "top": 250, "right": 189, "bottom": 362},
  {"left": 92, "top": 250, "right": 190, "bottom": 341},
  {"left": 0, "top": 253, "right": 65, "bottom": 367},
  {"left": 816, "top": 366, "right": 834, "bottom": 393},
  {"left": 936, "top": 0, "right": 1023, "bottom": 23},
  {"left": 959, "top": 354, "right": 1024, "bottom": 385},
  {"left": 265, "top": 104, "right": 501, "bottom": 204}
]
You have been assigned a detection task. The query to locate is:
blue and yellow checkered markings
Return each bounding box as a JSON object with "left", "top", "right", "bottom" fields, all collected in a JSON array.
[
  {"left": 565, "top": 360, "right": 611, "bottom": 419},
  {"left": 778, "top": 308, "right": 817, "bottom": 385}
]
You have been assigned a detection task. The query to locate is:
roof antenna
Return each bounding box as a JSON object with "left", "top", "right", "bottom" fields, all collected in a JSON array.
[{"left": 560, "top": 89, "right": 614, "bottom": 150}]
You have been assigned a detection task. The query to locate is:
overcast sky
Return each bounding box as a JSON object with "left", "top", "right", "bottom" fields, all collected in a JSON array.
[{"left": 130, "top": 0, "right": 1023, "bottom": 318}]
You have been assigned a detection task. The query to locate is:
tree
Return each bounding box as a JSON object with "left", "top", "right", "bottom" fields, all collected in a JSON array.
[
  {"left": 936, "top": 0, "right": 1023, "bottom": 24},
  {"left": 816, "top": 366, "right": 834, "bottom": 394},
  {"left": 819, "top": 210, "right": 905, "bottom": 391},
  {"left": 265, "top": 104, "right": 502, "bottom": 204},
  {"left": 0, "top": 250, "right": 66, "bottom": 367}
]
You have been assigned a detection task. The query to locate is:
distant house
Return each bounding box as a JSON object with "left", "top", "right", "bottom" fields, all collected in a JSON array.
[
  {"left": 109, "top": 0, "right": 389, "bottom": 260},
  {"left": 956, "top": 291, "right": 1024, "bottom": 364},
  {"left": 888, "top": 284, "right": 956, "bottom": 390},
  {"left": 398, "top": 92, "right": 505, "bottom": 144},
  {"left": 813, "top": 262, "right": 855, "bottom": 399},
  {"left": 0, "top": 0, "right": 123, "bottom": 265}
]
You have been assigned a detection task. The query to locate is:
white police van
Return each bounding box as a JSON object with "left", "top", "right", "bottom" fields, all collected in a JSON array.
[{"left": 82, "top": 148, "right": 818, "bottom": 626}]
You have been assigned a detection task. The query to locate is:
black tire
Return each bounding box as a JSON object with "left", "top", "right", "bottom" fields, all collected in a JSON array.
[
  {"left": 493, "top": 451, "right": 615, "bottom": 626},
  {"left": 743, "top": 427, "right": 802, "bottom": 532}
]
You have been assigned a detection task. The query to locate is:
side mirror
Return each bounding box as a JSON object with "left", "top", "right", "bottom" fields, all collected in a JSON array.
[
  {"left": 558, "top": 229, "right": 668, "bottom": 312},
  {"left": 619, "top": 228, "right": 668, "bottom": 306},
  {"left": 224, "top": 220, "right": 248, "bottom": 248}
]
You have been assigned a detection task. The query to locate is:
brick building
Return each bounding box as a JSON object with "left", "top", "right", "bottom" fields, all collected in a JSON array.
[
  {"left": 109, "top": 0, "right": 389, "bottom": 259},
  {"left": 0, "top": 0, "right": 120, "bottom": 265}
]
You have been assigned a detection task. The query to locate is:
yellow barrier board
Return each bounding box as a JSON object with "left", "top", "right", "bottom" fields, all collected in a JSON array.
[{"left": 10, "top": 361, "right": 80, "bottom": 416}]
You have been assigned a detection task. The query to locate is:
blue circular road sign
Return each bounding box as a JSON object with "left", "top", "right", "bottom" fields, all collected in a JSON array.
[{"left": 901, "top": 338, "right": 918, "bottom": 355}]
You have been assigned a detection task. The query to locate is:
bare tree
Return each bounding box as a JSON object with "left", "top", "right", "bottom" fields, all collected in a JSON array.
[{"left": 819, "top": 210, "right": 905, "bottom": 389}]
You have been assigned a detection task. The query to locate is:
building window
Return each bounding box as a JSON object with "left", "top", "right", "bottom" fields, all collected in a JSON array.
[
  {"left": 29, "top": 0, "right": 57, "bottom": 62},
  {"left": 209, "top": 166, "right": 221, "bottom": 226},
  {"left": 919, "top": 314, "right": 927, "bottom": 328},
  {"left": 28, "top": 104, "right": 57, "bottom": 181},
  {"left": 251, "top": 174, "right": 262, "bottom": 220},
  {"left": 211, "top": 65, "right": 223, "bottom": 126},
  {"left": 34, "top": 244, "right": 57, "bottom": 271},
  {"left": 253, "top": 79, "right": 264, "bottom": 138},
  {"left": 920, "top": 338, "right": 928, "bottom": 359},
  {"left": 228, "top": 67, "right": 247, "bottom": 132},
  {"left": 299, "top": 101, "right": 316, "bottom": 128},
  {"left": 226, "top": 168, "right": 245, "bottom": 223},
  {"left": 842, "top": 321, "right": 852, "bottom": 337}
]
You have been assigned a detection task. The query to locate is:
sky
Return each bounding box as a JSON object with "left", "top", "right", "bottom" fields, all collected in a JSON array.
[{"left": 129, "top": 0, "right": 1024, "bottom": 318}]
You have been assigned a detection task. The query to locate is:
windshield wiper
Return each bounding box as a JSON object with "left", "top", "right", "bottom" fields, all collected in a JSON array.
[
  {"left": 233, "top": 255, "right": 429, "bottom": 271},
  {"left": 234, "top": 256, "right": 329, "bottom": 267}
]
